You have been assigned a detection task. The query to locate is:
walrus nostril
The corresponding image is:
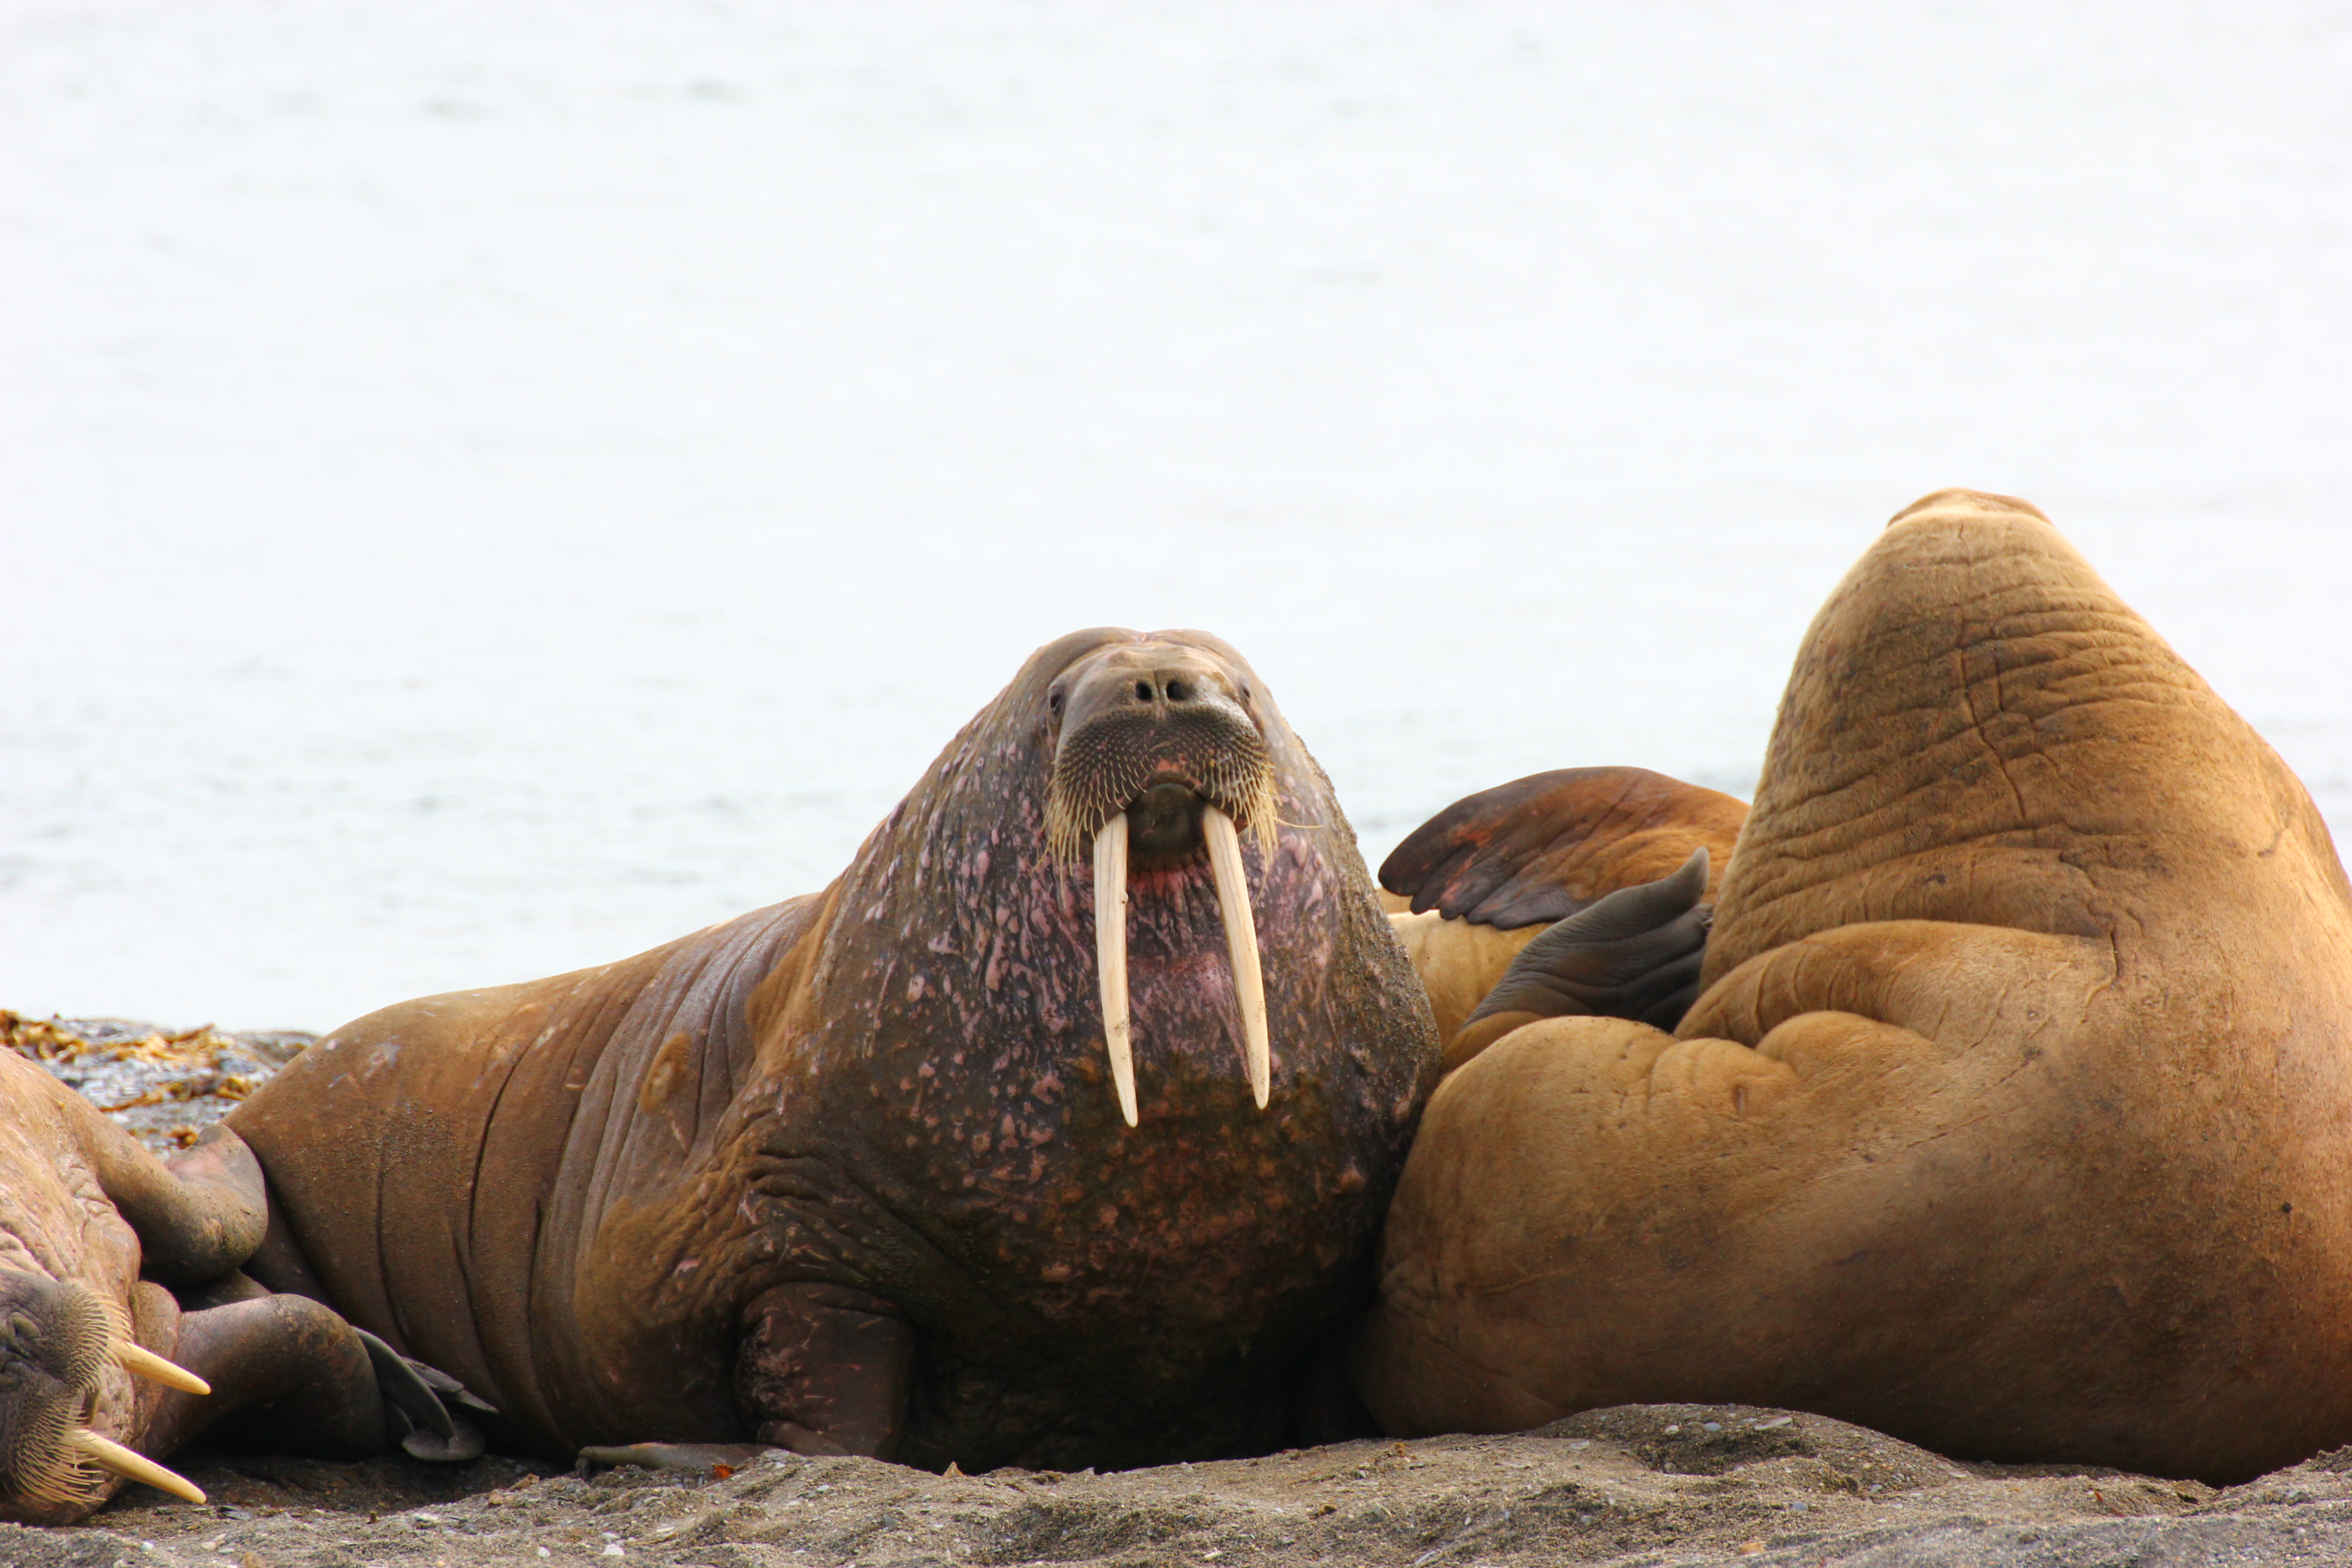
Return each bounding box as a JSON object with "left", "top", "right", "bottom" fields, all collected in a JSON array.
[
  {"left": 1166, "top": 678, "right": 1192, "bottom": 703},
  {"left": 1134, "top": 680, "right": 1152, "bottom": 702}
]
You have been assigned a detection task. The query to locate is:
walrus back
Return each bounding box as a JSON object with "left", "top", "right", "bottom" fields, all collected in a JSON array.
[{"left": 230, "top": 896, "right": 825, "bottom": 1450}]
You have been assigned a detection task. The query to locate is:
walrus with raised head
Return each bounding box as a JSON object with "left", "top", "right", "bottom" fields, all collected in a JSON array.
[
  {"left": 0, "top": 1051, "right": 461, "bottom": 1523},
  {"left": 1354, "top": 490, "right": 2352, "bottom": 1483},
  {"left": 228, "top": 629, "right": 1440, "bottom": 1471}
]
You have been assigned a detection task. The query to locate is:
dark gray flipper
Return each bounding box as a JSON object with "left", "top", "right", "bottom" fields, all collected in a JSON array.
[
  {"left": 354, "top": 1328, "right": 491, "bottom": 1462},
  {"left": 1468, "top": 848, "right": 1712, "bottom": 1032}
]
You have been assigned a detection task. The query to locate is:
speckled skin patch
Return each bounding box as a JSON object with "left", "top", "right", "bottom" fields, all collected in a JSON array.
[{"left": 230, "top": 628, "right": 1441, "bottom": 1472}]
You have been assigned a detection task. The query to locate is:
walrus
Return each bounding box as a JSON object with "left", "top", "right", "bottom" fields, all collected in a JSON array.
[
  {"left": 1352, "top": 489, "right": 2352, "bottom": 1484},
  {"left": 227, "top": 628, "right": 1440, "bottom": 1471},
  {"left": 0, "top": 1051, "right": 464, "bottom": 1524},
  {"left": 1377, "top": 767, "right": 1746, "bottom": 1065}
]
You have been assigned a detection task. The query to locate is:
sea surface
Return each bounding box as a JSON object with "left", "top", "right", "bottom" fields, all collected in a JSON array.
[{"left": 4, "top": 0, "right": 2347, "bottom": 1031}]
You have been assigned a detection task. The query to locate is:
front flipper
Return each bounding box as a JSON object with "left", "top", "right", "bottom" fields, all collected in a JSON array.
[
  {"left": 1446, "top": 848, "right": 1712, "bottom": 1069},
  {"left": 735, "top": 1283, "right": 914, "bottom": 1459}
]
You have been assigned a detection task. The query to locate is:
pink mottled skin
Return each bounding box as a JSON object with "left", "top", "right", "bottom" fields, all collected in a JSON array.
[{"left": 230, "top": 629, "right": 1440, "bottom": 1471}]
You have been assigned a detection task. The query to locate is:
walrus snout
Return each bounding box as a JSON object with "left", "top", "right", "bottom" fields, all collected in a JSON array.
[
  {"left": 1043, "top": 645, "right": 1275, "bottom": 863},
  {"left": 1041, "top": 642, "right": 1279, "bottom": 1129},
  {"left": 0, "top": 1272, "right": 211, "bottom": 1513}
]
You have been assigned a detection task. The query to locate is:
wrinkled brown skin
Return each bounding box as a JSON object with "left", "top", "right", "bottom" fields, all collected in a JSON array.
[
  {"left": 229, "top": 629, "right": 1440, "bottom": 1472},
  {"left": 0, "top": 1052, "right": 387, "bottom": 1524},
  {"left": 1354, "top": 490, "right": 2352, "bottom": 1484},
  {"left": 1377, "top": 769, "right": 1744, "bottom": 1060}
]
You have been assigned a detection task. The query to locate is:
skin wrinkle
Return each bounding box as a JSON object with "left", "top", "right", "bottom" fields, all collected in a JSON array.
[{"left": 1733, "top": 566, "right": 2189, "bottom": 944}]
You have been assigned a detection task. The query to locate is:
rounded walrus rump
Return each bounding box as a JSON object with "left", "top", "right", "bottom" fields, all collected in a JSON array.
[
  {"left": 1350, "top": 489, "right": 2352, "bottom": 1484},
  {"left": 228, "top": 628, "right": 1440, "bottom": 1473}
]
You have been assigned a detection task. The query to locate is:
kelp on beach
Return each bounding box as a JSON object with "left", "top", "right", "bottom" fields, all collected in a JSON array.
[{"left": 0, "top": 1013, "right": 314, "bottom": 1154}]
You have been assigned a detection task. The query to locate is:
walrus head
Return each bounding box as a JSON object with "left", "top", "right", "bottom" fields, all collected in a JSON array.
[
  {"left": 0, "top": 1271, "right": 210, "bottom": 1517},
  {"left": 1040, "top": 642, "right": 1280, "bottom": 1124}
]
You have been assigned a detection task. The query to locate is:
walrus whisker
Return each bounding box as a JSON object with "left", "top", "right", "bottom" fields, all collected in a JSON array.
[
  {"left": 109, "top": 1338, "right": 211, "bottom": 1396},
  {"left": 1204, "top": 806, "right": 1270, "bottom": 1110},
  {"left": 1093, "top": 813, "right": 1139, "bottom": 1127},
  {"left": 62, "top": 1427, "right": 206, "bottom": 1505}
]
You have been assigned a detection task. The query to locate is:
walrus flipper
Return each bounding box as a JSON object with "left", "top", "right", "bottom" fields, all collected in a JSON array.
[
  {"left": 576, "top": 1441, "right": 773, "bottom": 1477},
  {"left": 734, "top": 1283, "right": 916, "bottom": 1460},
  {"left": 1445, "top": 848, "right": 1712, "bottom": 1068},
  {"left": 81, "top": 1116, "right": 269, "bottom": 1288},
  {"left": 132, "top": 1291, "right": 395, "bottom": 1465},
  {"left": 138, "top": 1275, "right": 488, "bottom": 1464},
  {"left": 355, "top": 1328, "right": 490, "bottom": 1461},
  {"left": 1380, "top": 766, "right": 1744, "bottom": 928}
]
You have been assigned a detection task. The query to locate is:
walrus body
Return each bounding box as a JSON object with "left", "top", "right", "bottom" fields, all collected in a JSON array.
[
  {"left": 0, "top": 1051, "right": 404, "bottom": 1522},
  {"left": 1354, "top": 490, "right": 2352, "bottom": 1483},
  {"left": 231, "top": 629, "right": 1439, "bottom": 1470}
]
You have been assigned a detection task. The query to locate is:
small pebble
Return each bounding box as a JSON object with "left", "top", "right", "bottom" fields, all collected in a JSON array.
[
  {"left": 1663, "top": 1425, "right": 1681, "bottom": 1435},
  {"left": 1703, "top": 1422, "right": 1722, "bottom": 1432}
]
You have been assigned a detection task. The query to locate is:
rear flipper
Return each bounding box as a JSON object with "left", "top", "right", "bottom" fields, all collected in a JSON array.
[
  {"left": 1447, "top": 848, "right": 1711, "bottom": 1069},
  {"left": 154, "top": 1274, "right": 490, "bottom": 1464},
  {"left": 357, "top": 1328, "right": 491, "bottom": 1461},
  {"left": 576, "top": 1441, "right": 774, "bottom": 1477}
]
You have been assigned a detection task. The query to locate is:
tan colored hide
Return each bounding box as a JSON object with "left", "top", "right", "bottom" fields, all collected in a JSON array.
[{"left": 1354, "top": 490, "right": 2352, "bottom": 1485}]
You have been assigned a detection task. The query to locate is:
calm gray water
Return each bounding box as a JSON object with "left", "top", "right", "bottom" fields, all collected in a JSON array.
[{"left": 4, "top": 0, "right": 2347, "bottom": 1031}]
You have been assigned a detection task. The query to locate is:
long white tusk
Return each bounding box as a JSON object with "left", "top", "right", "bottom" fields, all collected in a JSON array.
[
  {"left": 65, "top": 1427, "right": 207, "bottom": 1504},
  {"left": 113, "top": 1339, "right": 211, "bottom": 1396},
  {"left": 1093, "top": 813, "right": 1138, "bottom": 1127},
  {"left": 1203, "top": 806, "right": 1270, "bottom": 1110}
]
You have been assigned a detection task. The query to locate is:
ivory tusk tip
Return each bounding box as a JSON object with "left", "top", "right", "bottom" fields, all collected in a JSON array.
[
  {"left": 114, "top": 1338, "right": 211, "bottom": 1396},
  {"left": 1204, "top": 806, "right": 1274, "bottom": 1114},
  {"left": 65, "top": 1427, "right": 207, "bottom": 1505},
  {"left": 1096, "top": 814, "right": 1140, "bottom": 1128}
]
